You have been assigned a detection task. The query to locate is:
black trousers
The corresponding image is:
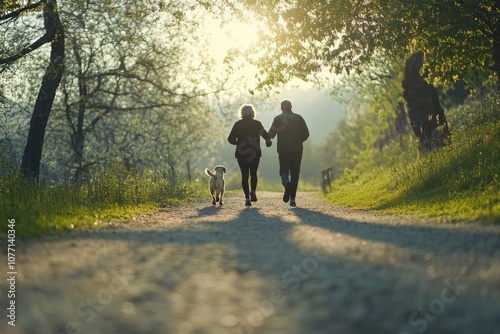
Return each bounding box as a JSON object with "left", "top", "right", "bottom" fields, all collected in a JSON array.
[
  {"left": 278, "top": 151, "right": 302, "bottom": 199},
  {"left": 237, "top": 157, "right": 260, "bottom": 198}
]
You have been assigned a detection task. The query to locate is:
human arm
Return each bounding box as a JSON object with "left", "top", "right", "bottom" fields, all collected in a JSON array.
[
  {"left": 227, "top": 123, "right": 238, "bottom": 145},
  {"left": 299, "top": 116, "right": 310, "bottom": 142},
  {"left": 258, "top": 121, "right": 272, "bottom": 147},
  {"left": 268, "top": 117, "right": 279, "bottom": 139}
]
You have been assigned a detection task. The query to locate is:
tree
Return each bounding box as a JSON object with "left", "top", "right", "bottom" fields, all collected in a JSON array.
[
  {"left": 402, "top": 51, "right": 450, "bottom": 151},
  {"left": 320, "top": 118, "right": 366, "bottom": 179},
  {"left": 330, "top": 53, "right": 407, "bottom": 149},
  {"left": 52, "top": 0, "right": 209, "bottom": 182},
  {"left": 235, "top": 0, "right": 499, "bottom": 91},
  {"left": 1, "top": 0, "right": 227, "bottom": 180},
  {"left": 38, "top": 0, "right": 226, "bottom": 182},
  {"left": 1, "top": 0, "right": 65, "bottom": 179},
  {"left": 0, "top": 87, "right": 9, "bottom": 156}
]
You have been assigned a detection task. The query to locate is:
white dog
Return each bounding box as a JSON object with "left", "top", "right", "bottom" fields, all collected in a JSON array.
[{"left": 204, "top": 165, "right": 227, "bottom": 206}]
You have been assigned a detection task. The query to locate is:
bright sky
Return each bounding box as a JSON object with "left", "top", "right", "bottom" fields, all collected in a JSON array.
[
  {"left": 204, "top": 13, "right": 264, "bottom": 86},
  {"left": 207, "top": 20, "right": 261, "bottom": 62},
  {"left": 203, "top": 12, "right": 346, "bottom": 144},
  {"left": 203, "top": 12, "right": 331, "bottom": 92}
]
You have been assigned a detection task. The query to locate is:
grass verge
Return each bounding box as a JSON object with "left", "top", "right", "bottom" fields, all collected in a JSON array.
[
  {"left": 0, "top": 164, "right": 205, "bottom": 238},
  {"left": 326, "top": 93, "right": 500, "bottom": 224}
]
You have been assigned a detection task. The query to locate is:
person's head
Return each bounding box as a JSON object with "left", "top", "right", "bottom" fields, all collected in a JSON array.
[
  {"left": 238, "top": 104, "right": 256, "bottom": 119},
  {"left": 280, "top": 100, "right": 292, "bottom": 112}
]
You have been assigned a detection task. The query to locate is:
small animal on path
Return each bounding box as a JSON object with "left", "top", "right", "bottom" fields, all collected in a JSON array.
[{"left": 204, "top": 165, "right": 227, "bottom": 205}]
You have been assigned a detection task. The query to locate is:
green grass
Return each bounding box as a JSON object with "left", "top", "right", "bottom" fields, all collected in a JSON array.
[
  {"left": 0, "top": 164, "right": 205, "bottom": 238},
  {"left": 326, "top": 92, "right": 500, "bottom": 223}
]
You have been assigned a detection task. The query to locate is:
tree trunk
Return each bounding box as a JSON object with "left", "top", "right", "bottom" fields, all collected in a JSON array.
[
  {"left": 402, "top": 51, "right": 450, "bottom": 152},
  {"left": 72, "top": 130, "right": 85, "bottom": 183},
  {"left": 20, "top": 0, "right": 65, "bottom": 179},
  {"left": 71, "top": 36, "right": 87, "bottom": 184},
  {"left": 186, "top": 159, "right": 192, "bottom": 182},
  {"left": 494, "top": 1, "right": 500, "bottom": 91}
]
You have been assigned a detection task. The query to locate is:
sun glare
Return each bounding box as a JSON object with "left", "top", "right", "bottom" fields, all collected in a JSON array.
[
  {"left": 207, "top": 19, "right": 263, "bottom": 63},
  {"left": 226, "top": 21, "right": 262, "bottom": 50}
]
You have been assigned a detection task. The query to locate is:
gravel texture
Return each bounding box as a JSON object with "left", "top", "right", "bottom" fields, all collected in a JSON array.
[{"left": 1, "top": 191, "right": 500, "bottom": 334}]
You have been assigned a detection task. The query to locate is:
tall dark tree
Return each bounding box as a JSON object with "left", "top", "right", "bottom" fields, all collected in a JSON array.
[
  {"left": 402, "top": 51, "right": 450, "bottom": 151},
  {"left": 1, "top": 0, "right": 65, "bottom": 179}
]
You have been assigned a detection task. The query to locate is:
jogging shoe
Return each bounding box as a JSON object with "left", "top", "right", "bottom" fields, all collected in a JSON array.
[
  {"left": 289, "top": 199, "right": 296, "bottom": 207},
  {"left": 250, "top": 191, "right": 257, "bottom": 202},
  {"left": 245, "top": 198, "right": 252, "bottom": 206},
  {"left": 283, "top": 182, "right": 291, "bottom": 203}
]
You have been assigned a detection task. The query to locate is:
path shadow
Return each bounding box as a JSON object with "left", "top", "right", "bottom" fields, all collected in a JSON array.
[
  {"left": 16, "top": 201, "right": 500, "bottom": 334},
  {"left": 290, "top": 207, "right": 500, "bottom": 258},
  {"left": 196, "top": 205, "right": 224, "bottom": 216}
]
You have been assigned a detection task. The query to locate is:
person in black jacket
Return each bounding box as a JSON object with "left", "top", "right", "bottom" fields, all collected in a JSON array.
[
  {"left": 228, "top": 104, "right": 272, "bottom": 206},
  {"left": 268, "top": 100, "right": 309, "bottom": 206}
]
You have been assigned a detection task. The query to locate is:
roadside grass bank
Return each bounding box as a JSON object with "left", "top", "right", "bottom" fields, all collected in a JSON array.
[
  {"left": 0, "top": 164, "right": 205, "bottom": 238},
  {"left": 326, "top": 92, "right": 500, "bottom": 223}
]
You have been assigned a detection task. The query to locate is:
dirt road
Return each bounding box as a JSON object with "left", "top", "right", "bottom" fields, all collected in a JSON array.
[{"left": 1, "top": 191, "right": 500, "bottom": 334}]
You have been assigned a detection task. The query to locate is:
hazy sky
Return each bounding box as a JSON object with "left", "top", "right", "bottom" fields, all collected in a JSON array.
[
  {"left": 238, "top": 87, "right": 346, "bottom": 144},
  {"left": 205, "top": 12, "right": 347, "bottom": 144},
  {"left": 274, "top": 87, "right": 346, "bottom": 143}
]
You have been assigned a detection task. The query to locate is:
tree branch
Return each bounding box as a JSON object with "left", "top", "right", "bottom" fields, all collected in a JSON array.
[
  {"left": 0, "top": 0, "right": 53, "bottom": 67},
  {"left": 0, "top": 34, "right": 50, "bottom": 66},
  {"left": 0, "top": 0, "right": 47, "bottom": 22}
]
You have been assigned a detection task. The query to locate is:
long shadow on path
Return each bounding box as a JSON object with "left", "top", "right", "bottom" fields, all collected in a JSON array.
[{"left": 8, "top": 202, "right": 500, "bottom": 334}]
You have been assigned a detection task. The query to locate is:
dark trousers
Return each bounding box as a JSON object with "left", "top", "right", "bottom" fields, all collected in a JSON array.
[
  {"left": 278, "top": 151, "right": 302, "bottom": 199},
  {"left": 237, "top": 157, "right": 260, "bottom": 198}
]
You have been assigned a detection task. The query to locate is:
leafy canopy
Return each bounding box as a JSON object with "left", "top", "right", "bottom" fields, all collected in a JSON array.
[{"left": 235, "top": 0, "right": 499, "bottom": 90}]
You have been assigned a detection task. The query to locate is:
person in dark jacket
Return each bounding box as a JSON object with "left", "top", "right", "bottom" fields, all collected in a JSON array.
[
  {"left": 228, "top": 104, "right": 272, "bottom": 206},
  {"left": 268, "top": 100, "right": 309, "bottom": 206}
]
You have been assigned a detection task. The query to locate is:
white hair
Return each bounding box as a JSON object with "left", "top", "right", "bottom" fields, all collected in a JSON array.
[{"left": 238, "top": 104, "right": 256, "bottom": 119}]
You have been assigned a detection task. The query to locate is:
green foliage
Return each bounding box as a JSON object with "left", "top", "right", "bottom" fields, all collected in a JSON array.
[
  {"left": 318, "top": 55, "right": 405, "bottom": 177},
  {"left": 2, "top": 0, "right": 226, "bottom": 183},
  {"left": 326, "top": 93, "right": 500, "bottom": 223},
  {"left": 319, "top": 118, "right": 367, "bottom": 178},
  {"left": 235, "top": 0, "right": 499, "bottom": 90},
  {"left": 0, "top": 163, "right": 204, "bottom": 238},
  {"left": 405, "top": 0, "right": 499, "bottom": 88}
]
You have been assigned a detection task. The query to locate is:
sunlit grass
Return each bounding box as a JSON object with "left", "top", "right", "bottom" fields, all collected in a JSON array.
[
  {"left": 326, "top": 92, "right": 500, "bottom": 223},
  {"left": 0, "top": 164, "right": 205, "bottom": 238}
]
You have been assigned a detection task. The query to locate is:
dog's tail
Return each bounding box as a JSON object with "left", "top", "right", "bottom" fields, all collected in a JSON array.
[{"left": 205, "top": 168, "right": 216, "bottom": 178}]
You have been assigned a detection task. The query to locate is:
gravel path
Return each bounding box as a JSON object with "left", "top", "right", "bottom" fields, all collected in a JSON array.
[{"left": 1, "top": 191, "right": 500, "bottom": 334}]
